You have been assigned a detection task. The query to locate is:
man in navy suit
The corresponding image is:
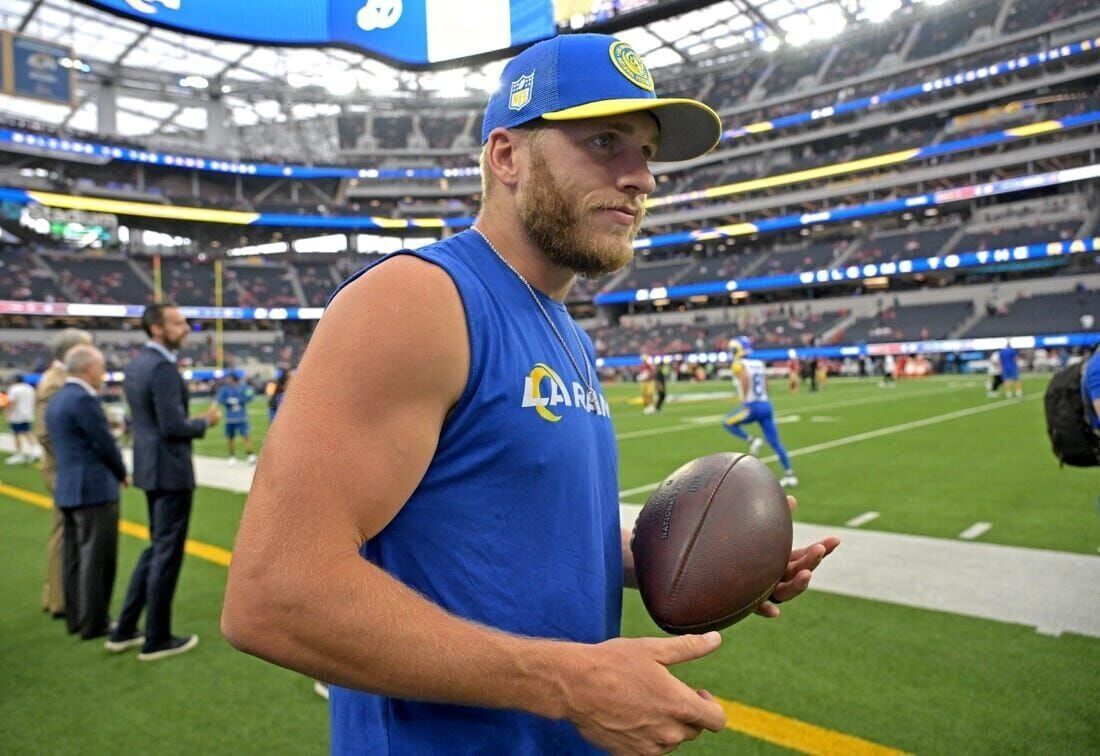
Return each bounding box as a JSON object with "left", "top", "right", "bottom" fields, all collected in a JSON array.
[
  {"left": 108, "top": 304, "right": 220, "bottom": 661},
  {"left": 45, "top": 345, "right": 127, "bottom": 640}
]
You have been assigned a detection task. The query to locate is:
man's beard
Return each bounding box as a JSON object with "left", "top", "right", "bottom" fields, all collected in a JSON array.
[{"left": 517, "top": 145, "right": 644, "bottom": 279}]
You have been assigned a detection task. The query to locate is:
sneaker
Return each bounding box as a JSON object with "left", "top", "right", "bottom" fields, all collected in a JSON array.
[
  {"left": 227, "top": 457, "right": 237, "bottom": 465},
  {"left": 749, "top": 437, "right": 763, "bottom": 456},
  {"left": 105, "top": 629, "right": 145, "bottom": 653},
  {"left": 642, "top": 406, "right": 656, "bottom": 415},
  {"left": 5, "top": 453, "right": 25, "bottom": 465},
  {"left": 313, "top": 680, "right": 330, "bottom": 700},
  {"left": 138, "top": 634, "right": 198, "bottom": 661},
  {"left": 779, "top": 474, "right": 799, "bottom": 488},
  {"left": 247, "top": 454, "right": 257, "bottom": 465}
]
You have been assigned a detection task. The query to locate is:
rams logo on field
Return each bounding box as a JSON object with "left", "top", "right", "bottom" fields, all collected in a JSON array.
[
  {"left": 509, "top": 73, "right": 535, "bottom": 112},
  {"left": 609, "top": 41, "right": 653, "bottom": 92},
  {"left": 522, "top": 362, "right": 611, "bottom": 422}
]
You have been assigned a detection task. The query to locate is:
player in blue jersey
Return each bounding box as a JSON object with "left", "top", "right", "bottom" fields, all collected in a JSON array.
[
  {"left": 1085, "top": 347, "right": 1100, "bottom": 432},
  {"left": 722, "top": 338, "right": 798, "bottom": 488},
  {"left": 998, "top": 344, "right": 1023, "bottom": 398},
  {"left": 215, "top": 373, "right": 256, "bottom": 465},
  {"left": 224, "top": 35, "right": 838, "bottom": 756}
]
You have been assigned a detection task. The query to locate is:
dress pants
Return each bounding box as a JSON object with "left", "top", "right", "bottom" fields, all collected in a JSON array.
[
  {"left": 61, "top": 502, "right": 120, "bottom": 639},
  {"left": 115, "top": 489, "right": 193, "bottom": 648},
  {"left": 44, "top": 503, "right": 65, "bottom": 614}
]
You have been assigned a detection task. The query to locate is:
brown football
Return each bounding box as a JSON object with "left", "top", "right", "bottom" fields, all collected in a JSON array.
[{"left": 631, "top": 452, "right": 793, "bottom": 634}]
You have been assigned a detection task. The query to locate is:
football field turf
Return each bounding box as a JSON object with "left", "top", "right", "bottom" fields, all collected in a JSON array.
[{"left": 2, "top": 375, "right": 1097, "bottom": 753}]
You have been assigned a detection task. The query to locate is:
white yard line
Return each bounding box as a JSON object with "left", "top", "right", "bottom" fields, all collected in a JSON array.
[
  {"left": 846, "top": 511, "right": 881, "bottom": 528},
  {"left": 959, "top": 522, "right": 993, "bottom": 540}
]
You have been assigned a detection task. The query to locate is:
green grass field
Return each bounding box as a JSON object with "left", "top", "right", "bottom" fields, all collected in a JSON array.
[{"left": 2, "top": 375, "right": 1098, "bottom": 753}]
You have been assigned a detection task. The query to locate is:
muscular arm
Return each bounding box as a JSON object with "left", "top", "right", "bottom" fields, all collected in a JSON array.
[{"left": 222, "top": 256, "right": 569, "bottom": 717}]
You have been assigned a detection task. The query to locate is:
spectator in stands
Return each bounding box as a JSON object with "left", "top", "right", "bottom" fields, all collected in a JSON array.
[
  {"left": 34, "top": 328, "right": 94, "bottom": 620},
  {"left": 223, "top": 34, "right": 837, "bottom": 755},
  {"left": 6, "top": 374, "right": 41, "bottom": 465},
  {"left": 44, "top": 345, "right": 127, "bottom": 640},
  {"left": 107, "top": 304, "right": 221, "bottom": 661}
]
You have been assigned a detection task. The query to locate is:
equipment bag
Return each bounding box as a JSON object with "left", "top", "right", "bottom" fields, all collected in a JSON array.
[{"left": 1044, "top": 363, "right": 1100, "bottom": 467}]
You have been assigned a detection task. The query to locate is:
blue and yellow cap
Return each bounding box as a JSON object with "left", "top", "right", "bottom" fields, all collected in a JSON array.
[{"left": 481, "top": 34, "right": 721, "bottom": 162}]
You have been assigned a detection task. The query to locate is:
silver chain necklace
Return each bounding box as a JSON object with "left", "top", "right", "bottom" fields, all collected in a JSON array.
[{"left": 473, "top": 226, "right": 600, "bottom": 413}]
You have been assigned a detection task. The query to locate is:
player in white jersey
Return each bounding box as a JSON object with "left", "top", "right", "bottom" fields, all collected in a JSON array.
[
  {"left": 721, "top": 338, "right": 797, "bottom": 487},
  {"left": 6, "top": 374, "right": 41, "bottom": 464}
]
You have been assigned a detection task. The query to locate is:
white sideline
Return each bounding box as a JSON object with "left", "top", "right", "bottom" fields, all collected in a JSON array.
[{"left": 619, "top": 503, "right": 1100, "bottom": 639}]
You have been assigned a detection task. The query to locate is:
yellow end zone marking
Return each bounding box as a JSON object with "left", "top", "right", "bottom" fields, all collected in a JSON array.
[
  {"left": 715, "top": 697, "right": 908, "bottom": 755},
  {"left": 2, "top": 479, "right": 903, "bottom": 753},
  {"left": 0, "top": 483, "right": 232, "bottom": 566}
]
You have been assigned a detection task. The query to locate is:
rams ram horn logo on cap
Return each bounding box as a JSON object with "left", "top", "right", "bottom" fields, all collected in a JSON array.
[
  {"left": 609, "top": 41, "right": 654, "bottom": 92},
  {"left": 509, "top": 72, "right": 535, "bottom": 111}
]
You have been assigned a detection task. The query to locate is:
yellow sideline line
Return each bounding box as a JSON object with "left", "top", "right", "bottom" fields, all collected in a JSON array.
[
  {"left": 0, "top": 482, "right": 232, "bottom": 566},
  {"left": 717, "top": 698, "right": 907, "bottom": 755},
  {"left": 2, "top": 479, "right": 904, "bottom": 754}
]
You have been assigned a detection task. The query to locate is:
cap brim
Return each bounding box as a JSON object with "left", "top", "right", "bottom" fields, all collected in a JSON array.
[{"left": 541, "top": 97, "right": 721, "bottom": 162}]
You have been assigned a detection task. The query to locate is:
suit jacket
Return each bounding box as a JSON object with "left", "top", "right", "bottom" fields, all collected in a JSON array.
[
  {"left": 125, "top": 346, "right": 207, "bottom": 492},
  {"left": 45, "top": 383, "right": 127, "bottom": 508},
  {"left": 34, "top": 362, "right": 68, "bottom": 483}
]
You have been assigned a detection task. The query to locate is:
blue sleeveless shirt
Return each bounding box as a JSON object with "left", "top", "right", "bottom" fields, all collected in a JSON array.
[{"left": 328, "top": 230, "right": 621, "bottom": 754}]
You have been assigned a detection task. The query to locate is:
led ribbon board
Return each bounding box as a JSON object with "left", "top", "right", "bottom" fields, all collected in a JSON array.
[
  {"left": 80, "top": 0, "right": 554, "bottom": 67},
  {"left": 4, "top": 161, "right": 1099, "bottom": 235}
]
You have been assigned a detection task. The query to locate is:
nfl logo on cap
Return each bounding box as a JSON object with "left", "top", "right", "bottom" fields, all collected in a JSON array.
[{"left": 509, "top": 73, "right": 534, "bottom": 111}]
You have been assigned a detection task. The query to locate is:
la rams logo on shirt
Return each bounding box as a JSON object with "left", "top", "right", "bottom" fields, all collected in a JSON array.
[
  {"left": 522, "top": 362, "right": 610, "bottom": 422},
  {"left": 609, "top": 41, "right": 654, "bottom": 93},
  {"left": 509, "top": 73, "right": 535, "bottom": 111}
]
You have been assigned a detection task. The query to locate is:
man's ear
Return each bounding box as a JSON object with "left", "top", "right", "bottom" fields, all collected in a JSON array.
[{"left": 484, "top": 128, "right": 524, "bottom": 190}]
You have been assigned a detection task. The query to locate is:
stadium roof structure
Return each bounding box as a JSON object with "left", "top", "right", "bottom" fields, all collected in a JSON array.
[{"left": 0, "top": 0, "right": 934, "bottom": 139}]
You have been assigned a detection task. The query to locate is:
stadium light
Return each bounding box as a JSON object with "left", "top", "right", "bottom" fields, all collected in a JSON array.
[
  {"left": 179, "top": 76, "right": 209, "bottom": 89},
  {"left": 324, "top": 71, "right": 359, "bottom": 96},
  {"left": 864, "top": 0, "right": 901, "bottom": 23},
  {"left": 761, "top": 35, "right": 781, "bottom": 52}
]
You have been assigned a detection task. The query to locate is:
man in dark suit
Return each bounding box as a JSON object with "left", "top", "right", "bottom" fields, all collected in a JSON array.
[
  {"left": 107, "top": 304, "right": 220, "bottom": 661},
  {"left": 45, "top": 345, "right": 127, "bottom": 640}
]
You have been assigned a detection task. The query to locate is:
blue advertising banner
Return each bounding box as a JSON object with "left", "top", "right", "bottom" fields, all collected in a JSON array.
[
  {"left": 80, "top": 0, "right": 556, "bottom": 67},
  {"left": 10, "top": 34, "right": 73, "bottom": 106}
]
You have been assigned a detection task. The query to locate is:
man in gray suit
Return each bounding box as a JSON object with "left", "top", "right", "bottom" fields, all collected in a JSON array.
[
  {"left": 45, "top": 345, "right": 127, "bottom": 640},
  {"left": 34, "top": 328, "right": 94, "bottom": 619},
  {"left": 107, "top": 304, "right": 220, "bottom": 661}
]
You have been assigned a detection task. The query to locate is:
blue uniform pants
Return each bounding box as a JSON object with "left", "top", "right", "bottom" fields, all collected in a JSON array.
[{"left": 722, "top": 401, "right": 792, "bottom": 470}]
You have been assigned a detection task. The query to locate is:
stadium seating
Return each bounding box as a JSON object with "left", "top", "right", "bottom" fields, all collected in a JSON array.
[
  {"left": 52, "top": 256, "right": 154, "bottom": 306},
  {"left": 294, "top": 261, "right": 339, "bottom": 306},
  {"left": 962, "top": 286, "right": 1100, "bottom": 337},
  {"left": 0, "top": 245, "right": 66, "bottom": 301},
  {"left": 1003, "top": 0, "right": 1097, "bottom": 35},
  {"left": 908, "top": 0, "right": 1001, "bottom": 62},
  {"left": 844, "top": 301, "right": 975, "bottom": 343}
]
